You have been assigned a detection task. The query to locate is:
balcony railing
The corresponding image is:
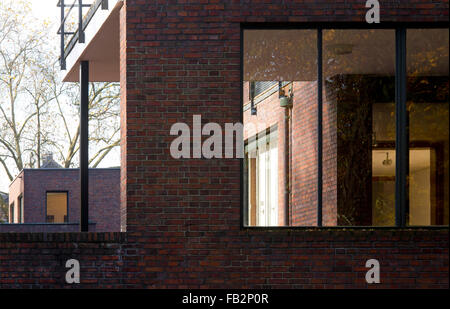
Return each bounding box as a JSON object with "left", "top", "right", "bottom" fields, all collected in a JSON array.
[{"left": 57, "top": 0, "right": 109, "bottom": 70}]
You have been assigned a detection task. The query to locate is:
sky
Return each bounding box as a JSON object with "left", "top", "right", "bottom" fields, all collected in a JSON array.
[
  {"left": 32, "top": 0, "right": 59, "bottom": 22},
  {"left": 0, "top": 1, "right": 59, "bottom": 193},
  {"left": 0, "top": 0, "right": 120, "bottom": 193}
]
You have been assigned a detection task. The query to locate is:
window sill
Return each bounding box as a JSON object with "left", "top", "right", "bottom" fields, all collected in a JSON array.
[{"left": 242, "top": 225, "right": 449, "bottom": 232}]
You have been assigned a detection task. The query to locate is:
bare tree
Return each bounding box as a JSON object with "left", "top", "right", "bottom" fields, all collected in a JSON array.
[
  {"left": 49, "top": 75, "right": 120, "bottom": 169},
  {"left": 0, "top": 0, "right": 44, "bottom": 181},
  {"left": 0, "top": 0, "right": 120, "bottom": 198}
]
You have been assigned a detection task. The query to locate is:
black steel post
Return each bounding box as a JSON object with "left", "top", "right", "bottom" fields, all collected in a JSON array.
[
  {"left": 78, "top": 0, "right": 85, "bottom": 43},
  {"left": 395, "top": 28, "right": 408, "bottom": 227},
  {"left": 317, "top": 28, "right": 323, "bottom": 227},
  {"left": 80, "top": 61, "right": 89, "bottom": 232},
  {"left": 60, "top": 0, "right": 66, "bottom": 70}
]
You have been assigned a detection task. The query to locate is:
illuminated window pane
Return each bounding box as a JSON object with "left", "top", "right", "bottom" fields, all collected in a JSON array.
[
  {"left": 46, "top": 192, "right": 68, "bottom": 223},
  {"left": 243, "top": 30, "right": 317, "bottom": 226},
  {"left": 407, "top": 29, "right": 449, "bottom": 226},
  {"left": 323, "top": 29, "right": 396, "bottom": 226}
]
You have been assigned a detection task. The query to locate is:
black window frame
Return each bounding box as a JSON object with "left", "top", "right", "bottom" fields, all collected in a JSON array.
[{"left": 240, "top": 22, "right": 450, "bottom": 229}]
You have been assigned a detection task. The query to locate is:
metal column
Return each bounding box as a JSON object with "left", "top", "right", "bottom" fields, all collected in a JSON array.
[
  {"left": 78, "top": 0, "right": 85, "bottom": 43},
  {"left": 80, "top": 61, "right": 89, "bottom": 232},
  {"left": 60, "top": 0, "right": 66, "bottom": 70}
]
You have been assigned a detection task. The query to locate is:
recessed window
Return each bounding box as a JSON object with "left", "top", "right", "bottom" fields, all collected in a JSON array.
[
  {"left": 323, "top": 29, "right": 396, "bottom": 226},
  {"left": 46, "top": 192, "right": 68, "bottom": 223},
  {"left": 18, "top": 195, "right": 23, "bottom": 223},
  {"left": 9, "top": 203, "right": 14, "bottom": 223}
]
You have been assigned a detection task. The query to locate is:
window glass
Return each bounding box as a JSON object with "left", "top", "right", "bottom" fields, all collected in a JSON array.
[
  {"left": 10, "top": 203, "right": 14, "bottom": 223},
  {"left": 243, "top": 30, "right": 317, "bottom": 226},
  {"left": 46, "top": 192, "right": 68, "bottom": 223},
  {"left": 243, "top": 27, "right": 448, "bottom": 228},
  {"left": 322, "top": 29, "right": 396, "bottom": 226},
  {"left": 407, "top": 29, "right": 449, "bottom": 226}
]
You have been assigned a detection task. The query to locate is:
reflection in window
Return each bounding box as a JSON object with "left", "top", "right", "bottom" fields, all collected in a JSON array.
[
  {"left": 245, "top": 129, "right": 278, "bottom": 226},
  {"left": 46, "top": 192, "right": 68, "bottom": 223},
  {"left": 407, "top": 29, "right": 449, "bottom": 226},
  {"left": 323, "top": 29, "right": 396, "bottom": 226},
  {"left": 242, "top": 28, "right": 449, "bottom": 227},
  {"left": 243, "top": 30, "right": 317, "bottom": 226}
]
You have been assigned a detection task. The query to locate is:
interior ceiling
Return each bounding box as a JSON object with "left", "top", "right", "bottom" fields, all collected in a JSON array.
[
  {"left": 373, "top": 150, "right": 396, "bottom": 177},
  {"left": 63, "top": 4, "right": 120, "bottom": 82},
  {"left": 244, "top": 29, "right": 449, "bottom": 81}
]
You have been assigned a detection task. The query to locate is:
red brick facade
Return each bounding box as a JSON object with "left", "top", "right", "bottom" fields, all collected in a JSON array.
[
  {"left": 0, "top": 0, "right": 448, "bottom": 288},
  {"left": 4, "top": 169, "right": 120, "bottom": 232}
]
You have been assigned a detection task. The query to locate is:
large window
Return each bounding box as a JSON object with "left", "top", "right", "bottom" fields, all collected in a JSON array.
[
  {"left": 242, "top": 27, "right": 449, "bottom": 227},
  {"left": 46, "top": 192, "right": 68, "bottom": 223}
]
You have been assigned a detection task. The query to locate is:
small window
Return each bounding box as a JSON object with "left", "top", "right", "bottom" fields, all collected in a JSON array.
[
  {"left": 9, "top": 203, "right": 15, "bottom": 223},
  {"left": 46, "top": 192, "right": 68, "bottom": 223},
  {"left": 253, "top": 81, "right": 278, "bottom": 98},
  {"left": 18, "top": 195, "right": 23, "bottom": 223}
]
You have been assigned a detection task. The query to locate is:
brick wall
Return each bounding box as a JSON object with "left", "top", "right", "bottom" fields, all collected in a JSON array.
[
  {"left": 6, "top": 169, "right": 120, "bottom": 232},
  {"left": 8, "top": 170, "right": 23, "bottom": 223},
  {"left": 291, "top": 81, "right": 320, "bottom": 226},
  {"left": 0, "top": 233, "right": 125, "bottom": 288},
  {"left": 323, "top": 80, "right": 338, "bottom": 226},
  {"left": 0, "top": 229, "right": 447, "bottom": 288},
  {"left": 243, "top": 82, "right": 289, "bottom": 226},
  {"left": 120, "top": 0, "right": 449, "bottom": 288},
  {"left": 243, "top": 81, "right": 325, "bottom": 226},
  {"left": 0, "top": 0, "right": 448, "bottom": 288}
]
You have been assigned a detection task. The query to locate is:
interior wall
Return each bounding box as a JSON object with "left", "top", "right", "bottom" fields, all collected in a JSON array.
[
  {"left": 46, "top": 193, "right": 67, "bottom": 223},
  {"left": 410, "top": 166, "right": 431, "bottom": 225}
]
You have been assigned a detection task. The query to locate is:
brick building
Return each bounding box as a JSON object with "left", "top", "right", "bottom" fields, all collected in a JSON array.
[
  {"left": 2, "top": 155, "right": 120, "bottom": 232},
  {"left": 0, "top": 0, "right": 448, "bottom": 288}
]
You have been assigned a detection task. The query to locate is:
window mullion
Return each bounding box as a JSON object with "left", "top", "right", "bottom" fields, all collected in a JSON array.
[{"left": 395, "top": 28, "right": 408, "bottom": 227}]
